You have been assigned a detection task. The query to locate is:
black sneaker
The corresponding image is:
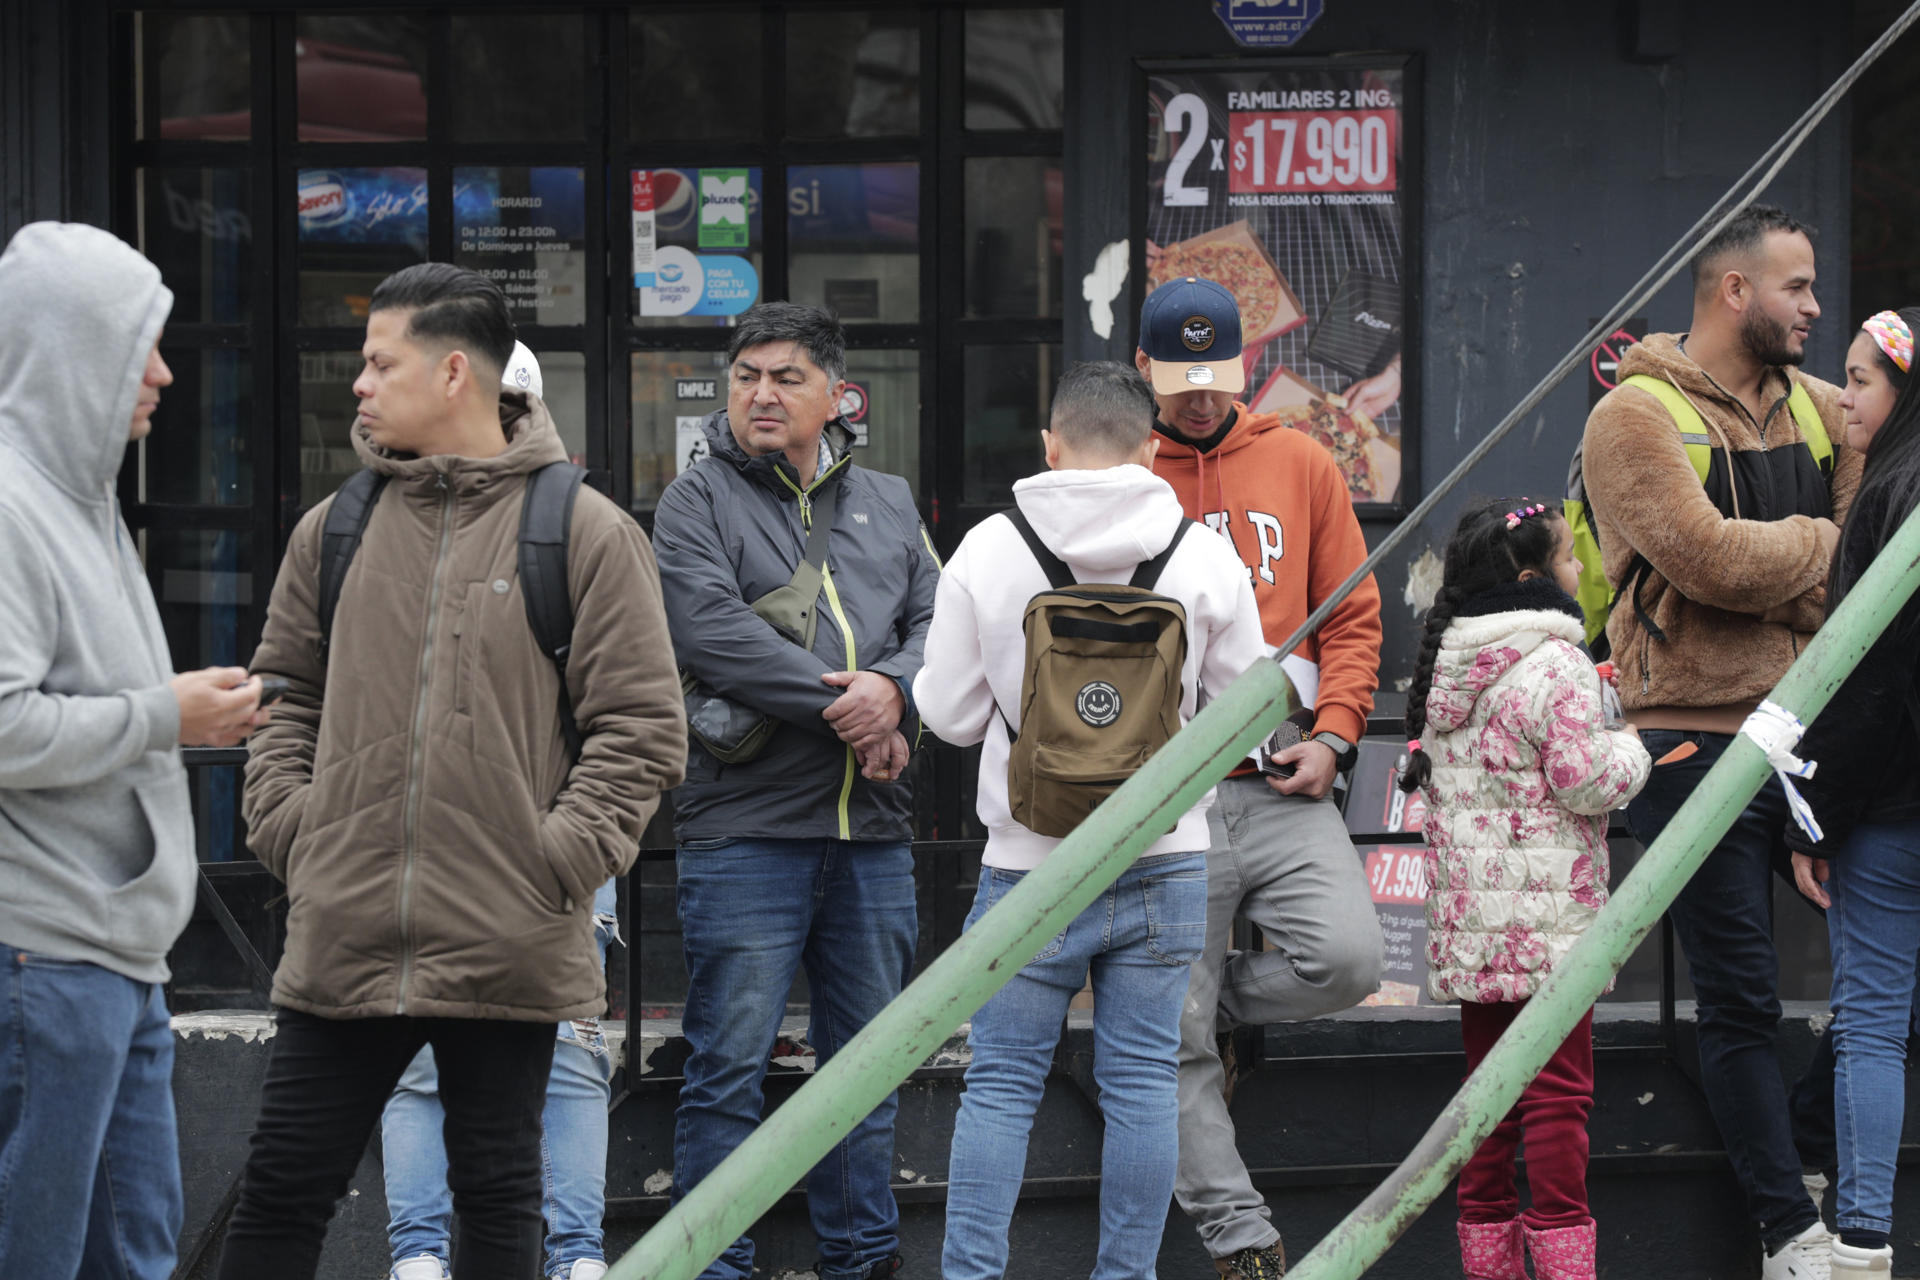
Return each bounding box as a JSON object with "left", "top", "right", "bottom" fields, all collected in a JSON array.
[
  {"left": 1214, "top": 1242, "right": 1287, "bottom": 1279},
  {"left": 861, "top": 1256, "right": 903, "bottom": 1279}
]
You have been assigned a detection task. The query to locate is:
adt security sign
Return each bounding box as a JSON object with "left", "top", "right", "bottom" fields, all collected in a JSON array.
[{"left": 1212, "top": 0, "right": 1325, "bottom": 48}]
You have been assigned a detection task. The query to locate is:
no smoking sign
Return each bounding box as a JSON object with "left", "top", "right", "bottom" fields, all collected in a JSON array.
[{"left": 1589, "top": 319, "right": 1647, "bottom": 407}]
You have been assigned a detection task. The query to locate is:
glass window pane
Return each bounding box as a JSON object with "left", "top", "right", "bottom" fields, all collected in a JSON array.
[
  {"left": 964, "top": 157, "right": 1062, "bottom": 319},
  {"left": 531, "top": 351, "right": 589, "bottom": 465},
  {"left": 297, "top": 166, "right": 429, "bottom": 327},
  {"left": 455, "top": 167, "right": 588, "bottom": 327},
  {"left": 450, "top": 14, "right": 584, "bottom": 142},
  {"left": 629, "top": 168, "right": 765, "bottom": 327},
  {"left": 296, "top": 15, "right": 428, "bottom": 141},
  {"left": 299, "top": 349, "right": 363, "bottom": 508},
  {"left": 965, "top": 9, "right": 1063, "bottom": 130},
  {"left": 788, "top": 163, "right": 919, "bottom": 324},
  {"left": 963, "top": 343, "right": 1059, "bottom": 504},
  {"left": 841, "top": 348, "right": 920, "bottom": 500},
  {"left": 140, "top": 348, "right": 253, "bottom": 506},
  {"left": 139, "top": 13, "right": 251, "bottom": 140},
  {"left": 630, "top": 350, "right": 730, "bottom": 510},
  {"left": 630, "top": 10, "right": 762, "bottom": 144},
  {"left": 142, "top": 529, "right": 254, "bottom": 670},
  {"left": 139, "top": 169, "right": 252, "bottom": 325},
  {"left": 787, "top": 10, "right": 919, "bottom": 139}
]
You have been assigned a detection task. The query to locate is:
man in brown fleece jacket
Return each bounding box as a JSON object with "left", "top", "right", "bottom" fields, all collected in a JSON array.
[
  {"left": 219, "top": 264, "right": 686, "bottom": 1280},
  {"left": 1582, "top": 204, "right": 1861, "bottom": 1277}
]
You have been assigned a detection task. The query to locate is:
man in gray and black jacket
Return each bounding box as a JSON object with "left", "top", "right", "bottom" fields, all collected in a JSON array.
[{"left": 653, "top": 302, "right": 937, "bottom": 1280}]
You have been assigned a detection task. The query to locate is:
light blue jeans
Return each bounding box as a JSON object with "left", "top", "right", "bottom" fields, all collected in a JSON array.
[
  {"left": 0, "top": 945, "right": 183, "bottom": 1279},
  {"left": 382, "top": 880, "right": 619, "bottom": 1276},
  {"left": 1827, "top": 821, "right": 1920, "bottom": 1239},
  {"left": 943, "top": 852, "right": 1209, "bottom": 1280}
]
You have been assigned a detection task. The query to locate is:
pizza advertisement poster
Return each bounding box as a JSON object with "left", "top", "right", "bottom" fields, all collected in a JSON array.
[{"left": 1141, "top": 57, "right": 1420, "bottom": 510}]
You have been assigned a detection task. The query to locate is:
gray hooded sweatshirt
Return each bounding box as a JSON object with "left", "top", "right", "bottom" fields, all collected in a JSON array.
[{"left": 0, "top": 222, "right": 193, "bottom": 983}]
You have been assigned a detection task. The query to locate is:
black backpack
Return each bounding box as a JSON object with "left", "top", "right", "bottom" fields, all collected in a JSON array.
[{"left": 315, "top": 462, "right": 588, "bottom": 760}]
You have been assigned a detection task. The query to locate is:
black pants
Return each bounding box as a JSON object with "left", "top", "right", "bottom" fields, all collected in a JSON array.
[
  {"left": 216, "top": 1008, "right": 557, "bottom": 1280},
  {"left": 1629, "top": 729, "right": 1834, "bottom": 1251}
]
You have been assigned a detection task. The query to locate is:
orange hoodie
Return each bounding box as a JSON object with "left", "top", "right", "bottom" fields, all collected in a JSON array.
[{"left": 1151, "top": 405, "right": 1382, "bottom": 746}]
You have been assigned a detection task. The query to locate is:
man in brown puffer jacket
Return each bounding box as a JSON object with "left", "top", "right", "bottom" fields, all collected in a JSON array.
[
  {"left": 1581, "top": 204, "right": 1860, "bottom": 1278},
  {"left": 218, "top": 264, "right": 686, "bottom": 1280}
]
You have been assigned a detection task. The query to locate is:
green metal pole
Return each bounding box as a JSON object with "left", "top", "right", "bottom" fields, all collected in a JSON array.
[
  {"left": 607, "top": 662, "right": 1303, "bottom": 1280},
  {"left": 1284, "top": 508, "right": 1920, "bottom": 1280}
]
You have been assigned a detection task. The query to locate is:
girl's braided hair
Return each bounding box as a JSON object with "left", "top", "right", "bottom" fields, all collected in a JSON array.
[{"left": 1398, "top": 497, "right": 1564, "bottom": 793}]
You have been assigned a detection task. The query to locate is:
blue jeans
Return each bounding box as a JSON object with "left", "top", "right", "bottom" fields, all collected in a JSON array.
[
  {"left": 0, "top": 946, "right": 182, "bottom": 1279},
  {"left": 673, "top": 839, "right": 917, "bottom": 1280},
  {"left": 383, "top": 880, "right": 618, "bottom": 1276},
  {"left": 1629, "top": 729, "right": 1834, "bottom": 1249},
  {"left": 943, "top": 852, "right": 1209, "bottom": 1280},
  {"left": 1826, "top": 820, "right": 1920, "bottom": 1239}
]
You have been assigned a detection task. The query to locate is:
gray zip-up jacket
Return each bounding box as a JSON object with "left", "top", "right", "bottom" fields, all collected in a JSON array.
[
  {"left": 0, "top": 222, "right": 193, "bottom": 983},
  {"left": 653, "top": 412, "right": 939, "bottom": 843}
]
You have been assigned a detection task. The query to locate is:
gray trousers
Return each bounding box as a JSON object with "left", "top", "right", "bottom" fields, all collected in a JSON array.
[{"left": 1175, "top": 776, "right": 1385, "bottom": 1258}]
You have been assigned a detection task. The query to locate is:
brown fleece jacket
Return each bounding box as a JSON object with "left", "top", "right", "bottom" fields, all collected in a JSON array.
[{"left": 1581, "top": 333, "right": 1861, "bottom": 729}]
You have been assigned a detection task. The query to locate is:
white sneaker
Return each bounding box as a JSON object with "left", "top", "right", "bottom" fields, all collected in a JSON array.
[
  {"left": 1830, "top": 1239, "right": 1894, "bottom": 1275},
  {"left": 1764, "top": 1222, "right": 1834, "bottom": 1280},
  {"left": 391, "top": 1257, "right": 451, "bottom": 1280},
  {"left": 553, "top": 1263, "right": 608, "bottom": 1280}
]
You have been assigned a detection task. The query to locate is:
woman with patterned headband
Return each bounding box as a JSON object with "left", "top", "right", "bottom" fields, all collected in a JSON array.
[{"left": 1785, "top": 305, "right": 1920, "bottom": 1276}]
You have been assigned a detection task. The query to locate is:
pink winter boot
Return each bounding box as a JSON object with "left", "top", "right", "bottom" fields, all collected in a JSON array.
[
  {"left": 1525, "top": 1219, "right": 1598, "bottom": 1280},
  {"left": 1457, "top": 1219, "right": 1526, "bottom": 1279}
]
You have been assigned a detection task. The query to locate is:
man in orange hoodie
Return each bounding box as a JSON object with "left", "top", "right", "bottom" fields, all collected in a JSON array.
[{"left": 1139, "top": 278, "right": 1385, "bottom": 1279}]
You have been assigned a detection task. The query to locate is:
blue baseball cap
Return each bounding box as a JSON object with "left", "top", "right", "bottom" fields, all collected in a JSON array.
[{"left": 1139, "top": 276, "right": 1245, "bottom": 395}]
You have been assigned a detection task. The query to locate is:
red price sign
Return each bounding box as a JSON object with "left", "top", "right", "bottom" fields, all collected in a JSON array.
[
  {"left": 1364, "top": 847, "right": 1430, "bottom": 906},
  {"left": 1228, "top": 109, "right": 1397, "bottom": 194}
]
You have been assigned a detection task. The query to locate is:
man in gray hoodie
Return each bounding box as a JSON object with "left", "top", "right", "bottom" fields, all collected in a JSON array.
[{"left": 0, "top": 221, "right": 266, "bottom": 1280}]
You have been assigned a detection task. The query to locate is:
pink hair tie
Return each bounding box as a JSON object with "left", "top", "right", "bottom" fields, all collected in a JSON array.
[
  {"left": 1504, "top": 502, "right": 1548, "bottom": 531},
  {"left": 1863, "top": 310, "right": 1914, "bottom": 373},
  {"left": 1407, "top": 739, "right": 1422, "bottom": 752}
]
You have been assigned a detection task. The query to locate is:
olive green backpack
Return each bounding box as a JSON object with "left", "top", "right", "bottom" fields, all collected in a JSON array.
[{"left": 1002, "top": 510, "right": 1193, "bottom": 839}]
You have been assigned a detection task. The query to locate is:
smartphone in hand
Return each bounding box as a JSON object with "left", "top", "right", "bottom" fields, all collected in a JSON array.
[{"left": 257, "top": 677, "right": 290, "bottom": 708}]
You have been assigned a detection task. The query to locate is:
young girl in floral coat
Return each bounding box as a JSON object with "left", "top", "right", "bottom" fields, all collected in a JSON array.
[{"left": 1398, "top": 498, "right": 1652, "bottom": 1280}]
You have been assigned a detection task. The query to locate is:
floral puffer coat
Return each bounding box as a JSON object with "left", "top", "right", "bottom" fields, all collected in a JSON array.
[{"left": 1420, "top": 606, "right": 1650, "bottom": 1004}]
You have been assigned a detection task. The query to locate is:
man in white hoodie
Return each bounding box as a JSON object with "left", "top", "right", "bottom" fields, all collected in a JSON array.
[
  {"left": 0, "top": 221, "right": 266, "bottom": 1279},
  {"left": 915, "top": 360, "right": 1265, "bottom": 1280}
]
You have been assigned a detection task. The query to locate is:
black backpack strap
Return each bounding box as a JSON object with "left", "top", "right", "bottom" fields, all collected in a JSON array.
[
  {"left": 316, "top": 470, "right": 388, "bottom": 665},
  {"left": 1130, "top": 520, "right": 1196, "bottom": 590},
  {"left": 1007, "top": 508, "right": 1075, "bottom": 591},
  {"left": 519, "top": 461, "right": 588, "bottom": 761}
]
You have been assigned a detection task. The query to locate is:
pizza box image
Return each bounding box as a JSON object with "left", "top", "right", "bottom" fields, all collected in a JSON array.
[
  {"left": 1249, "top": 363, "right": 1402, "bottom": 503},
  {"left": 1147, "top": 220, "right": 1307, "bottom": 348}
]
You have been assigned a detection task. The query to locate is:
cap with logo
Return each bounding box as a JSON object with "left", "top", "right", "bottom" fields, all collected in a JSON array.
[
  {"left": 502, "top": 339, "right": 544, "bottom": 400},
  {"left": 1139, "top": 276, "right": 1246, "bottom": 396}
]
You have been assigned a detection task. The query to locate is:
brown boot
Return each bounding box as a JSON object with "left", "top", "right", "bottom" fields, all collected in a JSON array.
[{"left": 1214, "top": 1242, "right": 1287, "bottom": 1278}]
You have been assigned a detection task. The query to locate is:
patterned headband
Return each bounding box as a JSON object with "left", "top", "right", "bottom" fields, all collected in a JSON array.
[
  {"left": 1504, "top": 503, "right": 1549, "bottom": 531},
  {"left": 1863, "top": 310, "right": 1913, "bottom": 374}
]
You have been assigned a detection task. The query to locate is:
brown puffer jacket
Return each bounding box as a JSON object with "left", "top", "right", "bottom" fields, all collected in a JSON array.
[
  {"left": 243, "top": 393, "right": 686, "bottom": 1021},
  {"left": 1581, "top": 333, "right": 1862, "bottom": 731}
]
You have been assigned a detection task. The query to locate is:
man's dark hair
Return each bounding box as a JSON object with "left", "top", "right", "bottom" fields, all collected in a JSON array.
[
  {"left": 369, "top": 263, "right": 516, "bottom": 380},
  {"left": 1690, "top": 204, "right": 1816, "bottom": 296},
  {"left": 726, "top": 301, "right": 847, "bottom": 384},
  {"left": 1049, "top": 361, "right": 1157, "bottom": 459}
]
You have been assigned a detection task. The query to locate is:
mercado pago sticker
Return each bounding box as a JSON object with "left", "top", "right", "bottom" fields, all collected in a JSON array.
[
  {"left": 639, "top": 247, "right": 760, "bottom": 318},
  {"left": 1144, "top": 58, "right": 1414, "bottom": 508}
]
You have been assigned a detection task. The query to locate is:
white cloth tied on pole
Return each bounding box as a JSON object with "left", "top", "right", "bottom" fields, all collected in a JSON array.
[{"left": 1739, "top": 699, "right": 1823, "bottom": 843}]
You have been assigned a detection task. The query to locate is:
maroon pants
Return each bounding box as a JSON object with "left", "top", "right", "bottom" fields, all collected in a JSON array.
[{"left": 1456, "top": 1001, "right": 1595, "bottom": 1230}]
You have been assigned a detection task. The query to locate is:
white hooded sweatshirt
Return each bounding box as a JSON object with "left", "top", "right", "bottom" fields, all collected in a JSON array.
[{"left": 914, "top": 464, "right": 1265, "bottom": 869}]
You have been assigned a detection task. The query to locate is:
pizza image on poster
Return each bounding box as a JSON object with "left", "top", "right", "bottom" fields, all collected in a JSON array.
[{"left": 1143, "top": 58, "right": 1415, "bottom": 508}]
